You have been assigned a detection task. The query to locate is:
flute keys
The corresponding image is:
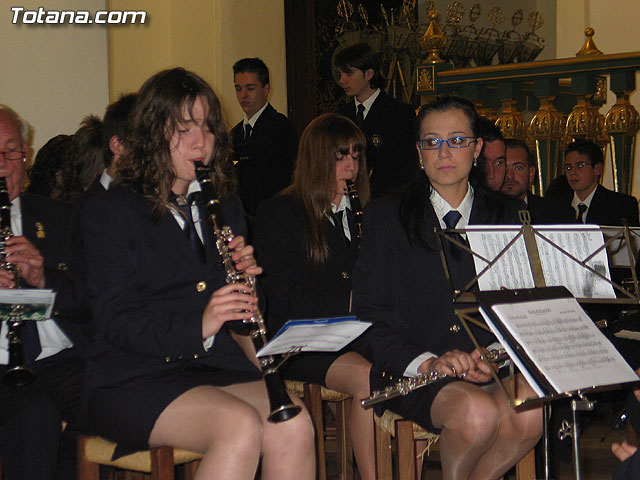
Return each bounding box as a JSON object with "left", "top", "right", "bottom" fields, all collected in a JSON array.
[{"left": 196, "top": 281, "right": 207, "bottom": 292}]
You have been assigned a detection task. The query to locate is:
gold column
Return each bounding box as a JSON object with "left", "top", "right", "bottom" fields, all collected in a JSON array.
[
  {"left": 605, "top": 90, "right": 640, "bottom": 194},
  {"left": 529, "top": 96, "right": 566, "bottom": 194},
  {"left": 496, "top": 99, "right": 527, "bottom": 141}
]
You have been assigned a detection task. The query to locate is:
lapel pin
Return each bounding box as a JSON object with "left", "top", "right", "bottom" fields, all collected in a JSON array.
[{"left": 36, "top": 222, "right": 45, "bottom": 239}]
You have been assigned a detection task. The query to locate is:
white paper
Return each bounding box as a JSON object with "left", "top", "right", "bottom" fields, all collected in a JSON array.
[
  {"left": 466, "top": 224, "right": 616, "bottom": 299},
  {"left": 601, "top": 226, "right": 640, "bottom": 267},
  {"left": 0, "top": 289, "right": 56, "bottom": 321},
  {"left": 256, "top": 316, "right": 371, "bottom": 357},
  {"left": 486, "top": 297, "right": 638, "bottom": 396},
  {"left": 614, "top": 330, "right": 640, "bottom": 341}
]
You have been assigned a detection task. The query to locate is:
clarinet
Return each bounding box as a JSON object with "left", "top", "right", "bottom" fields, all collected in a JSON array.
[
  {"left": 345, "top": 179, "right": 363, "bottom": 240},
  {"left": 0, "top": 178, "right": 34, "bottom": 387},
  {"left": 193, "top": 161, "right": 301, "bottom": 423},
  {"left": 361, "top": 349, "right": 509, "bottom": 408}
]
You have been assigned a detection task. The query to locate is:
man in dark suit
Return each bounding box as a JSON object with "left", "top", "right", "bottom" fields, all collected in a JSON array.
[
  {"left": 550, "top": 139, "right": 639, "bottom": 226},
  {"left": 0, "top": 105, "right": 89, "bottom": 480},
  {"left": 477, "top": 117, "right": 507, "bottom": 192},
  {"left": 231, "top": 58, "right": 297, "bottom": 219},
  {"left": 502, "top": 139, "right": 575, "bottom": 224},
  {"left": 335, "top": 43, "right": 419, "bottom": 198}
]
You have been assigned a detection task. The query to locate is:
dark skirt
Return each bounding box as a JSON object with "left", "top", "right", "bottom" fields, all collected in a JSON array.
[
  {"left": 279, "top": 350, "right": 346, "bottom": 386},
  {"left": 87, "top": 364, "right": 261, "bottom": 458}
]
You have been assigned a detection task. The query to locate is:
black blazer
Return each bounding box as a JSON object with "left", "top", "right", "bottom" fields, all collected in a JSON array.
[
  {"left": 527, "top": 193, "right": 576, "bottom": 224},
  {"left": 254, "top": 193, "right": 359, "bottom": 334},
  {"left": 548, "top": 184, "right": 639, "bottom": 226},
  {"left": 231, "top": 104, "right": 297, "bottom": 217},
  {"left": 352, "top": 190, "right": 519, "bottom": 384},
  {"left": 81, "top": 187, "right": 259, "bottom": 397},
  {"left": 338, "top": 90, "right": 419, "bottom": 198},
  {"left": 70, "top": 177, "right": 107, "bottom": 208},
  {"left": 20, "top": 192, "right": 90, "bottom": 349}
]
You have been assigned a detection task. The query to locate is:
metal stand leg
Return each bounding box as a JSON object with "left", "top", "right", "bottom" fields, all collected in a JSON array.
[
  {"left": 543, "top": 403, "right": 551, "bottom": 480},
  {"left": 571, "top": 399, "right": 583, "bottom": 480}
]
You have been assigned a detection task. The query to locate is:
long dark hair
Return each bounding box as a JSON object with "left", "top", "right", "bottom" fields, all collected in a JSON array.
[
  {"left": 116, "top": 68, "right": 235, "bottom": 219},
  {"left": 287, "top": 113, "right": 369, "bottom": 267},
  {"left": 400, "top": 95, "right": 504, "bottom": 249}
]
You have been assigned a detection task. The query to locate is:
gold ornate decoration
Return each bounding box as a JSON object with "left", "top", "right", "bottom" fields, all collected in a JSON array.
[
  {"left": 605, "top": 92, "right": 640, "bottom": 136},
  {"left": 488, "top": 7, "right": 505, "bottom": 26},
  {"left": 416, "top": 65, "right": 435, "bottom": 92},
  {"left": 593, "top": 76, "right": 608, "bottom": 104},
  {"left": 576, "top": 27, "right": 603, "bottom": 56},
  {"left": 419, "top": 10, "right": 447, "bottom": 64},
  {"left": 496, "top": 100, "right": 527, "bottom": 140},
  {"left": 565, "top": 94, "right": 602, "bottom": 142},
  {"left": 530, "top": 97, "right": 567, "bottom": 192},
  {"left": 605, "top": 90, "right": 640, "bottom": 193}
]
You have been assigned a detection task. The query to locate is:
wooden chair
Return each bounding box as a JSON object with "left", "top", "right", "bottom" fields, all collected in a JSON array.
[
  {"left": 77, "top": 435, "right": 202, "bottom": 480},
  {"left": 286, "top": 381, "right": 354, "bottom": 480},
  {"left": 374, "top": 410, "right": 536, "bottom": 480}
]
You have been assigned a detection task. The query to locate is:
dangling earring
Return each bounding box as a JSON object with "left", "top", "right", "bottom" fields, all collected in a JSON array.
[
  {"left": 473, "top": 157, "right": 478, "bottom": 167},
  {"left": 419, "top": 157, "right": 424, "bottom": 170}
]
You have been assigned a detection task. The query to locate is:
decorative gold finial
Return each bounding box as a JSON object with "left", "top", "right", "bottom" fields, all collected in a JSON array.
[
  {"left": 576, "top": 27, "right": 603, "bottom": 56},
  {"left": 419, "top": 10, "right": 447, "bottom": 63}
]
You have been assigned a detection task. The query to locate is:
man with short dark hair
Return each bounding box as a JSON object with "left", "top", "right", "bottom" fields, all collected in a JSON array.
[
  {"left": 477, "top": 117, "right": 506, "bottom": 192},
  {"left": 231, "top": 57, "right": 296, "bottom": 218},
  {"left": 552, "top": 139, "right": 639, "bottom": 226},
  {"left": 502, "top": 139, "right": 574, "bottom": 223},
  {"left": 0, "top": 105, "right": 89, "bottom": 480},
  {"left": 335, "top": 43, "right": 418, "bottom": 198}
]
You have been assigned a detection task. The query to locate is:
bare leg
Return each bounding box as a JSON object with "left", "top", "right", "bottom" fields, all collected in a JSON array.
[
  {"left": 468, "top": 375, "right": 542, "bottom": 480},
  {"left": 430, "top": 381, "right": 502, "bottom": 480},
  {"left": 220, "top": 380, "right": 316, "bottom": 480},
  {"left": 430, "top": 375, "right": 542, "bottom": 480},
  {"left": 325, "top": 352, "right": 375, "bottom": 480},
  {"left": 149, "top": 381, "right": 315, "bottom": 480},
  {"left": 149, "top": 384, "right": 263, "bottom": 480}
]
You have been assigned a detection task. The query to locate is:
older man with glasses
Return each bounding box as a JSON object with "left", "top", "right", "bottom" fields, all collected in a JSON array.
[{"left": 0, "top": 105, "right": 89, "bottom": 480}]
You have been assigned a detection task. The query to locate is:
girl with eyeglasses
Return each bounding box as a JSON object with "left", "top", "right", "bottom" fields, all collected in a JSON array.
[
  {"left": 254, "top": 113, "right": 376, "bottom": 480},
  {"left": 352, "top": 95, "right": 542, "bottom": 479}
]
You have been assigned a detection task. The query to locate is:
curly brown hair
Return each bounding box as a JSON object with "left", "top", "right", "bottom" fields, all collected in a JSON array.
[{"left": 116, "top": 68, "right": 235, "bottom": 219}]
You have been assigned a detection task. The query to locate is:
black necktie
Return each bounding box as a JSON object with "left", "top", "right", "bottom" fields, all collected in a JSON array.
[
  {"left": 356, "top": 104, "right": 365, "bottom": 128},
  {"left": 576, "top": 203, "right": 587, "bottom": 223},
  {"left": 173, "top": 195, "right": 206, "bottom": 261},
  {"left": 332, "top": 210, "right": 350, "bottom": 247},
  {"left": 443, "top": 210, "right": 465, "bottom": 258},
  {"left": 244, "top": 123, "right": 252, "bottom": 141}
]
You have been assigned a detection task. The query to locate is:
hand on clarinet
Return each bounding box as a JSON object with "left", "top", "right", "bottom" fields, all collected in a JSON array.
[
  {"left": 1, "top": 236, "right": 45, "bottom": 288},
  {"left": 228, "top": 235, "right": 262, "bottom": 276},
  {"left": 201, "top": 235, "right": 262, "bottom": 338}
]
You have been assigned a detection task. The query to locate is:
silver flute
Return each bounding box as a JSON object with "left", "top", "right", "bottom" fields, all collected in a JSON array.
[{"left": 361, "top": 349, "right": 509, "bottom": 408}]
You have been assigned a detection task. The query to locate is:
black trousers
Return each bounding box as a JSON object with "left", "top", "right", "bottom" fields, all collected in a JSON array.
[{"left": 0, "top": 348, "right": 85, "bottom": 480}]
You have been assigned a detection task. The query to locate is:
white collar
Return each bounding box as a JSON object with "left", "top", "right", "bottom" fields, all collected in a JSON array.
[
  {"left": 100, "top": 169, "right": 113, "bottom": 190},
  {"left": 430, "top": 183, "right": 474, "bottom": 229},
  {"left": 244, "top": 102, "right": 269, "bottom": 127},
  {"left": 355, "top": 88, "right": 381, "bottom": 117},
  {"left": 572, "top": 184, "right": 597, "bottom": 209}
]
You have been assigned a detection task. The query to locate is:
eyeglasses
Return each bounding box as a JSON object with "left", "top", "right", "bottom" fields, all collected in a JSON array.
[
  {"left": 563, "top": 161, "right": 593, "bottom": 172},
  {"left": 417, "top": 136, "right": 477, "bottom": 150},
  {"left": 335, "top": 147, "right": 361, "bottom": 161},
  {"left": 0, "top": 150, "right": 24, "bottom": 161}
]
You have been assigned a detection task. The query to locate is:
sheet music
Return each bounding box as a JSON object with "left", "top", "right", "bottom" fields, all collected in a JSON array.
[
  {"left": 0, "top": 289, "right": 56, "bottom": 321},
  {"left": 483, "top": 297, "right": 638, "bottom": 396},
  {"left": 466, "top": 225, "right": 615, "bottom": 298},
  {"left": 256, "top": 316, "right": 371, "bottom": 357}
]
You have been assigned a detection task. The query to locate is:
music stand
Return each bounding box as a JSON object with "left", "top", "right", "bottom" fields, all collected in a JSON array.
[{"left": 435, "top": 213, "right": 640, "bottom": 480}]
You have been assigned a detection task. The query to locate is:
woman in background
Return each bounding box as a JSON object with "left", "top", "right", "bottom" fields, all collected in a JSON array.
[
  {"left": 254, "top": 113, "right": 375, "bottom": 480},
  {"left": 81, "top": 68, "right": 314, "bottom": 479}
]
